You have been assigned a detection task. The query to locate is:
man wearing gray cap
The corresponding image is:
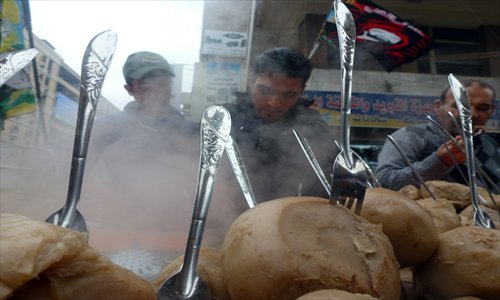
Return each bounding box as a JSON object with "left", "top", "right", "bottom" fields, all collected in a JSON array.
[
  {"left": 92, "top": 51, "right": 197, "bottom": 149},
  {"left": 122, "top": 51, "right": 182, "bottom": 122},
  {"left": 83, "top": 51, "right": 200, "bottom": 235}
]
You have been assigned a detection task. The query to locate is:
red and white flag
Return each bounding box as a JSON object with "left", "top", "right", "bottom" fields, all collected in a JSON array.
[{"left": 316, "top": 0, "right": 435, "bottom": 72}]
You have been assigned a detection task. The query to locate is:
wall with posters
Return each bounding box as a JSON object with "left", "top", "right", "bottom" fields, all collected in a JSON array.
[{"left": 201, "top": 29, "right": 247, "bottom": 58}]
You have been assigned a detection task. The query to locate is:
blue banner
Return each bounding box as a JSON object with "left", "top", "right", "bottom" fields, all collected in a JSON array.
[{"left": 304, "top": 90, "right": 500, "bottom": 132}]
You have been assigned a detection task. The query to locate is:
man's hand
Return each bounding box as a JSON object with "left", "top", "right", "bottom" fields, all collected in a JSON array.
[{"left": 436, "top": 136, "right": 466, "bottom": 167}]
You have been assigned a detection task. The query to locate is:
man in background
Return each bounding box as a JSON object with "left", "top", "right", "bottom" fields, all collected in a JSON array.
[
  {"left": 376, "top": 79, "right": 499, "bottom": 192},
  {"left": 223, "top": 47, "right": 336, "bottom": 202},
  {"left": 83, "top": 52, "right": 244, "bottom": 268},
  {"left": 91, "top": 51, "right": 197, "bottom": 152}
]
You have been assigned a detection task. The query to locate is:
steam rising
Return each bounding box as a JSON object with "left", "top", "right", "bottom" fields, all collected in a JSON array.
[
  {"left": 0, "top": 116, "right": 247, "bottom": 261},
  {"left": 0, "top": 102, "right": 339, "bottom": 284}
]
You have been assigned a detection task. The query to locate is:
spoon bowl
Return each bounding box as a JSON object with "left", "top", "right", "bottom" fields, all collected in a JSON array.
[{"left": 46, "top": 209, "right": 88, "bottom": 238}]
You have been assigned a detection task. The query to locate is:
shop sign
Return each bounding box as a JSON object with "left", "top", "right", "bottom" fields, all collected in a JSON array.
[
  {"left": 201, "top": 29, "right": 247, "bottom": 57},
  {"left": 304, "top": 90, "right": 500, "bottom": 132}
]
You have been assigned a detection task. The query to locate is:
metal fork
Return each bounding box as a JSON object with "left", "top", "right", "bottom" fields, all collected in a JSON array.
[
  {"left": 328, "top": 0, "right": 369, "bottom": 215},
  {"left": 334, "top": 140, "right": 380, "bottom": 188},
  {"left": 330, "top": 154, "right": 370, "bottom": 215},
  {"left": 292, "top": 130, "right": 377, "bottom": 214}
]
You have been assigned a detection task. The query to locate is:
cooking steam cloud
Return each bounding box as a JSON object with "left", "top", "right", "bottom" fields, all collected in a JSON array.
[{"left": 0, "top": 103, "right": 338, "bottom": 258}]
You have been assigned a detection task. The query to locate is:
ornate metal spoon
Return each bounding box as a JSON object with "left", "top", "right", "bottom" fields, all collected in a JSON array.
[
  {"left": 45, "top": 30, "right": 117, "bottom": 239},
  {"left": 448, "top": 74, "right": 495, "bottom": 229},
  {"left": 0, "top": 48, "right": 38, "bottom": 87},
  {"left": 225, "top": 136, "right": 257, "bottom": 208},
  {"left": 157, "top": 105, "right": 231, "bottom": 299}
]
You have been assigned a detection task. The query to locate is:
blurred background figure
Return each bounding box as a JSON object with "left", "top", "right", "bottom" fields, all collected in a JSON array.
[
  {"left": 222, "top": 47, "right": 337, "bottom": 202},
  {"left": 91, "top": 51, "right": 198, "bottom": 150},
  {"left": 376, "top": 79, "right": 499, "bottom": 192},
  {"left": 82, "top": 51, "right": 244, "bottom": 273}
]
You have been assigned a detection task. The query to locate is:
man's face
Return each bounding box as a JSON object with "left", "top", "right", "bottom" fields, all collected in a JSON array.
[
  {"left": 434, "top": 82, "right": 495, "bottom": 135},
  {"left": 250, "top": 72, "right": 305, "bottom": 122},
  {"left": 126, "top": 74, "right": 172, "bottom": 107}
]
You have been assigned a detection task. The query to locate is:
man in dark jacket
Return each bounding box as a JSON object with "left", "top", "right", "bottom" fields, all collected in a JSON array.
[{"left": 223, "top": 47, "right": 336, "bottom": 202}]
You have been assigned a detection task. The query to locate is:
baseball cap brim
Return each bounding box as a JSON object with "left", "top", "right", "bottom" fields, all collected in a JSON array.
[{"left": 127, "top": 65, "right": 175, "bottom": 80}]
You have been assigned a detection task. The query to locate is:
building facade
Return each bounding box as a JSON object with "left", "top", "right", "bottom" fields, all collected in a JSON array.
[
  {"left": 1, "top": 34, "right": 119, "bottom": 191},
  {"left": 186, "top": 0, "right": 499, "bottom": 147}
]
